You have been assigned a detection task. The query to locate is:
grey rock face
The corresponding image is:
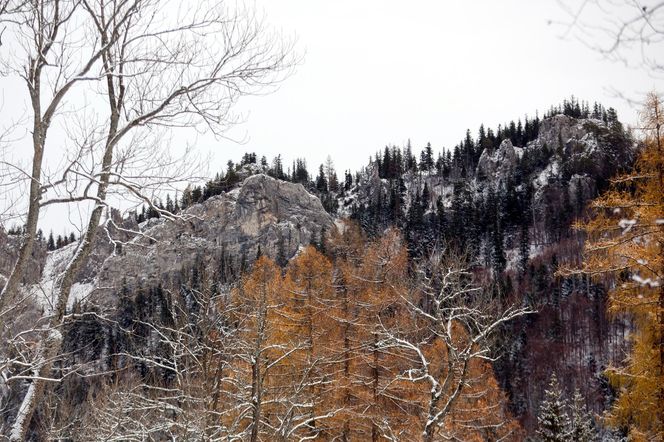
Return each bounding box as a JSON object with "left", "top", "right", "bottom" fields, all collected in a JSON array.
[
  {"left": 94, "top": 174, "right": 333, "bottom": 297},
  {"left": 476, "top": 139, "right": 519, "bottom": 183},
  {"left": 536, "top": 114, "right": 593, "bottom": 150},
  {"left": 534, "top": 114, "right": 633, "bottom": 167}
]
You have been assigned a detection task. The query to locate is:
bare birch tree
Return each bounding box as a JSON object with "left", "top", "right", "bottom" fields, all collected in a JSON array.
[
  {"left": 378, "top": 252, "right": 532, "bottom": 441},
  {"left": 0, "top": 0, "right": 294, "bottom": 439}
]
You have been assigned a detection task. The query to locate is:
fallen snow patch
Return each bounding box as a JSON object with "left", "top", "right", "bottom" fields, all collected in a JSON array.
[
  {"left": 29, "top": 244, "right": 76, "bottom": 310},
  {"left": 68, "top": 281, "right": 96, "bottom": 309},
  {"left": 28, "top": 243, "right": 96, "bottom": 312},
  {"left": 533, "top": 161, "right": 560, "bottom": 189}
]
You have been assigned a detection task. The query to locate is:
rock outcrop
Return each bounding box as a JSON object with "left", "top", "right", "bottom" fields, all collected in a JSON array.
[
  {"left": 469, "top": 115, "right": 635, "bottom": 215},
  {"left": 476, "top": 138, "right": 519, "bottom": 183},
  {"left": 31, "top": 174, "right": 334, "bottom": 306},
  {"left": 536, "top": 114, "right": 594, "bottom": 149}
]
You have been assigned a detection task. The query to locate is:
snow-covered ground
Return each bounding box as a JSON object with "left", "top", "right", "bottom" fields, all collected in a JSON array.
[{"left": 28, "top": 243, "right": 96, "bottom": 312}]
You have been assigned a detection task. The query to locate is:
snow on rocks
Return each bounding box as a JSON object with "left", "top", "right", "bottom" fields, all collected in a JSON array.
[
  {"left": 29, "top": 243, "right": 76, "bottom": 311},
  {"left": 476, "top": 138, "right": 519, "bottom": 183},
  {"left": 533, "top": 160, "right": 560, "bottom": 190},
  {"left": 27, "top": 243, "right": 98, "bottom": 312}
]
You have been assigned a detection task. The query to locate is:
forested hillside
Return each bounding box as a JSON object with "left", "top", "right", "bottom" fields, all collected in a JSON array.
[
  {"left": 3, "top": 0, "right": 663, "bottom": 439},
  {"left": 2, "top": 96, "right": 659, "bottom": 441},
  {"left": 153, "top": 97, "right": 637, "bottom": 436}
]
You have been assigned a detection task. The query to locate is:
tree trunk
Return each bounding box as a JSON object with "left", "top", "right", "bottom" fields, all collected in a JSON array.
[
  {"left": 0, "top": 91, "right": 45, "bottom": 315},
  {"left": 9, "top": 113, "right": 117, "bottom": 439}
]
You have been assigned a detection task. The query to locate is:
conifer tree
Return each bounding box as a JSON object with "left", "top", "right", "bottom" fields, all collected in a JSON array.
[
  {"left": 405, "top": 139, "right": 417, "bottom": 172},
  {"left": 435, "top": 196, "right": 447, "bottom": 245},
  {"left": 315, "top": 164, "right": 328, "bottom": 192},
  {"left": 47, "top": 231, "right": 55, "bottom": 251},
  {"left": 519, "top": 222, "right": 530, "bottom": 276},
  {"left": 419, "top": 142, "right": 434, "bottom": 172},
  {"left": 537, "top": 374, "right": 571, "bottom": 442},
  {"left": 344, "top": 170, "right": 353, "bottom": 190},
  {"left": 165, "top": 194, "right": 174, "bottom": 213},
  {"left": 491, "top": 223, "right": 506, "bottom": 274},
  {"left": 569, "top": 389, "right": 596, "bottom": 442}
]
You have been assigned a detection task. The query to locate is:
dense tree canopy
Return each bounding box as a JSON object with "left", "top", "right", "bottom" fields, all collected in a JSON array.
[{"left": 574, "top": 92, "right": 664, "bottom": 440}]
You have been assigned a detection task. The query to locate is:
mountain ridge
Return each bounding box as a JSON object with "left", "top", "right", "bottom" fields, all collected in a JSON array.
[{"left": 0, "top": 103, "right": 637, "bottom": 439}]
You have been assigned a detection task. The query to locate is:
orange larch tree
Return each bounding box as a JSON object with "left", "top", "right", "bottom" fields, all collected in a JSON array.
[
  {"left": 345, "top": 228, "right": 423, "bottom": 441},
  {"left": 378, "top": 251, "right": 529, "bottom": 441},
  {"left": 283, "top": 246, "right": 343, "bottom": 439},
  {"left": 228, "top": 256, "right": 308, "bottom": 441},
  {"left": 573, "top": 92, "right": 664, "bottom": 440}
]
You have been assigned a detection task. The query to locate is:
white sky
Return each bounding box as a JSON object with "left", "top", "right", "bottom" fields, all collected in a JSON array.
[
  {"left": 215, "top": 0, "right": 661, "bottom": 175},
  {"left": 1, "top": 1, "right": 662, "bottom": 234}
]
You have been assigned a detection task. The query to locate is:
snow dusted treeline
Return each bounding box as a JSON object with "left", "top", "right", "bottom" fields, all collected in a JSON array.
[
  {"left": 9, "top": 225, "right": 529, "bottom": 440},
  {"left": 0, "top": 96, "right": 638, "bottom": 439}
]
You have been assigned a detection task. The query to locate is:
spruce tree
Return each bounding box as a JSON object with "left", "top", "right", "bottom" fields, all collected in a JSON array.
[
  {"left": 569, "top": 389, "right": 595, "bottom": 442},
  {"left": 537, "top": 374, "right": 571, "bottom": 442},
  {"left": 421, "top": 182, "right": 430, "bottom": 211},
  {"left": 47, "top": 231, "right": 55, "bottom": 251},
  {"left": 478, "top": 124, "right": 488, "bottom": 152},
  {"left": 406, "top": 189, "right": 424, "bottom": 255},
  {"left": 166, "top": 194, "right": 175, "bottom": 213},
  {"left": 381, "top": 146, "right": 391, "bottom": 178},
  {"left": 435, "top": 153, "right": 444, "bottom": 176},
  {"left": 315, "top": 164, "right": 328, "bottom": 192},
  {"left": 435, "top": 196, "right": 447, "bottom": 244},
  {"left": 344, "top": 170, "right": 353, "bottom": 191},
  {"left": 405, "top": 139, "right": 417, "bottom": 172},
  {"left": 419, "top": 142, "right": 434, "bottom": 172},
  {"left": 518, "top": 222, "right": 529, "bottom": 276},
  {"left": 491, "top": 224, "right": 506, "bottom": 275}
]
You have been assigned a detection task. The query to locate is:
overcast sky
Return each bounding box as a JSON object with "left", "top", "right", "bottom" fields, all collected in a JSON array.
[
  {"left": 213, "top": 0, "right": 661, "bottom": 175},
  {"left": 2, "top": 1, "right": 662, "bottom": 234}
]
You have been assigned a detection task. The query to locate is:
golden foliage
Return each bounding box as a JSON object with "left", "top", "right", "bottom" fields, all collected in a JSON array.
[
  {"left": 223, "top": 224, "right": 522, "bottom": 440},
  {"left": 575, "top": 92, "right": 664, "bottom": 439}
]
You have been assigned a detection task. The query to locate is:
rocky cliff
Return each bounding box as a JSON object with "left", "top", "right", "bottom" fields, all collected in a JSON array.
[
  {"left": 0, "top": 110, "right": 636, "bottom": 438},
  {"left": 340, "top": 114, "right": 633, "bottom": 221},
  {"left": 22, "top": 174, "right": 333, "bottom": 310},
  {"left": 476, "top": 138, "right": 521, "bottom": 183}
]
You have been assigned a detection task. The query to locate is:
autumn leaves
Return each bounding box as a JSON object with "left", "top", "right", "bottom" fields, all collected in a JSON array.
[
  {"left": 224, "top": 226, "right": 522, "bottom": 441},
  {"left": 574, "top": 92, "right": 664, "bottom": 440}
]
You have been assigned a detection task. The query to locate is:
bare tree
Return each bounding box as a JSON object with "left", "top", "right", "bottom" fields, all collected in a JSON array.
[
  {"left": 0, "top": 0, "right": 107, "bottom": 315},
  {"left": 72, "top": 279, "right": 242, "bottom": 441},
  {"left": 0, "top": 0, "right": 294, "bottom": 439},
  {"left": 378, "top": 252, "right": 532, "bottom": 442},
  {"left": 555, "top": 0, "right": 664, "bottom": 96}
]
